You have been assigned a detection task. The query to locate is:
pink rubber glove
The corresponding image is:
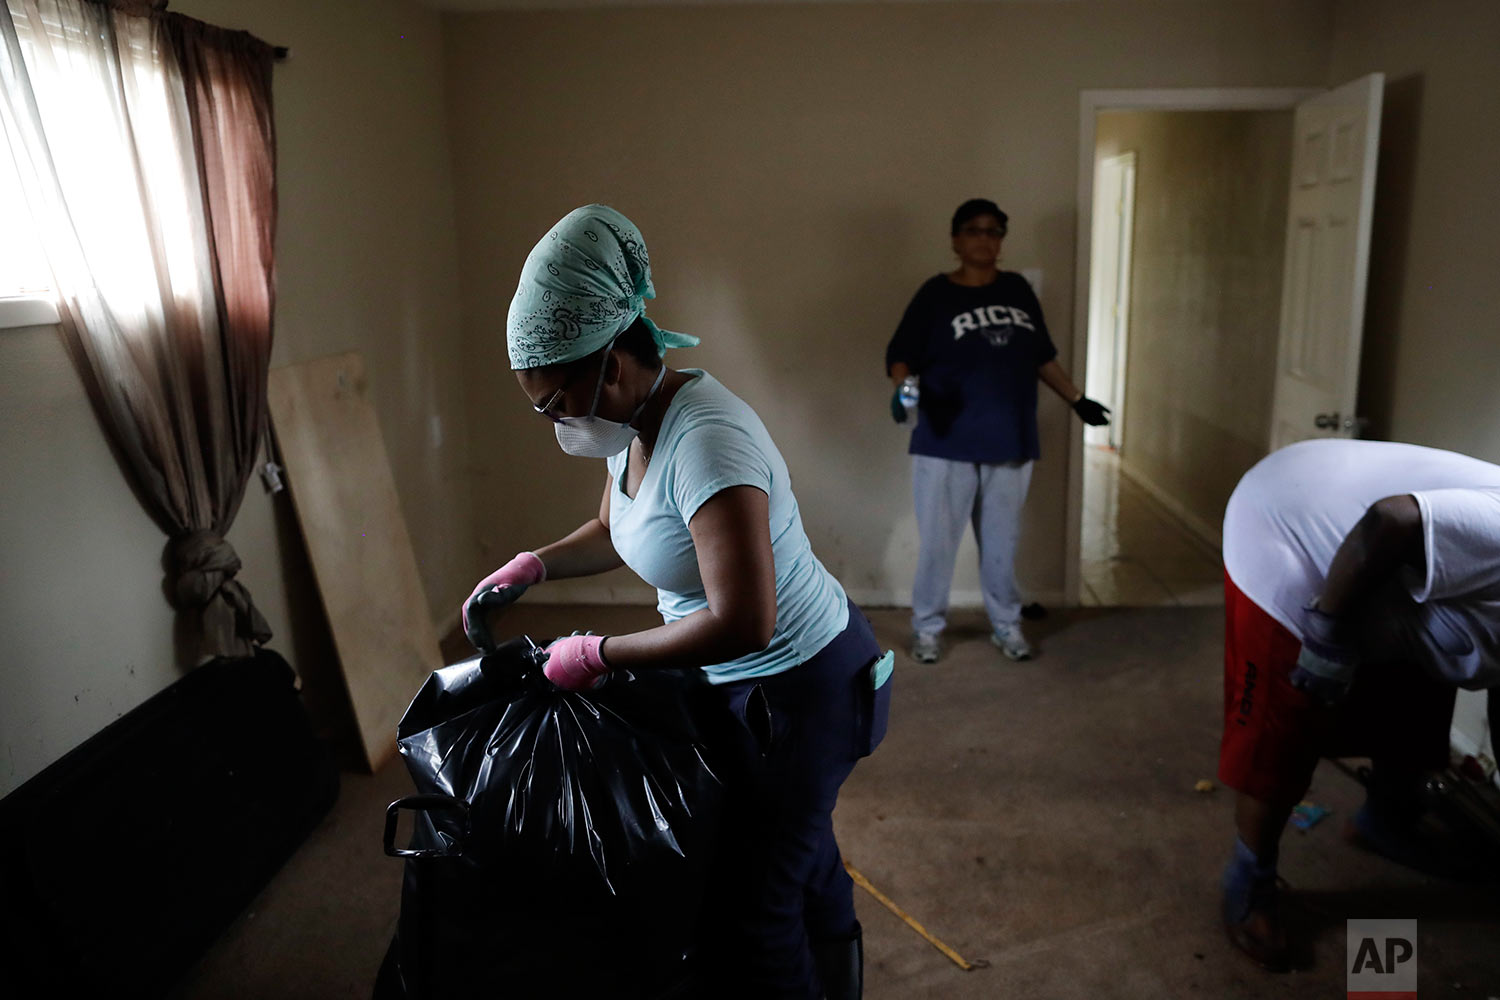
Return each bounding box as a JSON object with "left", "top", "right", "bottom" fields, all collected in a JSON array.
[
  {"left": 543, "top": 634, "right": 611, "bottom": 691},
  {"left": 461, "top": 552, "right": 546, "bottom": 635}
]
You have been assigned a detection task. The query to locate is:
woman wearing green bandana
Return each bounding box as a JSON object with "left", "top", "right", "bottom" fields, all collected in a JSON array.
[{"left": 463, "top": 205, "right": 892, "bottom": 999}]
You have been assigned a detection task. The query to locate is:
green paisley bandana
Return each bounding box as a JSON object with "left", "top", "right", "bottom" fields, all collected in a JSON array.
[{"left": 506, "top": 204, "right": 699, "bottom": 369}]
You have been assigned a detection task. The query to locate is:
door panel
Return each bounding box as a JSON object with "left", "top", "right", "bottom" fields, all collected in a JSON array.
[{"left": 1268, "top": 74, "right": 1383, "bottom": 451}]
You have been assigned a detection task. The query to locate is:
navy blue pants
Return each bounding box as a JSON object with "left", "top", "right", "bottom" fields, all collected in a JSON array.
[{"left": 703, "top": 603, "right": 891, "bottom": 999}]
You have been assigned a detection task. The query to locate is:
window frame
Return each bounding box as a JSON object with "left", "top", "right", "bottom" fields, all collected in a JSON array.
[{"left": 0, "top": 294, "right": 60, "bottom": 329}]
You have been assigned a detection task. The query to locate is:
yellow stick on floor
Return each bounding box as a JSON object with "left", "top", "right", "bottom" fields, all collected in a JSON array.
[{"left": 844, "top": 860, "right": 990, "bottom": 972}]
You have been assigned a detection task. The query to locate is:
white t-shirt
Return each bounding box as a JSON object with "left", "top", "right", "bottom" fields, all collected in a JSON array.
[
  {"left": 605, "top": 370, "right": 849, "bottom": 684},
  {"left": 1223, "top": 439, "right": 1500, "bottom": 688}
]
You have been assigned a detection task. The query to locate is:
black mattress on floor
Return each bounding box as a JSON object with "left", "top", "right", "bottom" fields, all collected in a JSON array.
[{"left": 0, "top": 647, "right": 339, "bottom": 997}]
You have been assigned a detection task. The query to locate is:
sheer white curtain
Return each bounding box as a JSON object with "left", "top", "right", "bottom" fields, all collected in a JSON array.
[
  {"left": 2, "top": 0, "right": 216, "bottom": 337},
  {"left": 0, "top": 128, "right": 49, "bottom": 293},
  {"left": 1, "top": 0, "right": 272, "bottom": 659}
]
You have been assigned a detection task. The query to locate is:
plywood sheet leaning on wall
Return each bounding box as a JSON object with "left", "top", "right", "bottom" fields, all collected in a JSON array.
[{"left": 267, "top": 353, "right": 439, "bottom": 771}]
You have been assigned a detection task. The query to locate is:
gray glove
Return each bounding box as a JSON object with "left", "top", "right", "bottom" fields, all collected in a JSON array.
[
  {"left": 1289, "top": 602, "right": 1358, "bottom": 706},
  {"left": 462, "top": 583, "right": 530, "bottom": 654}
]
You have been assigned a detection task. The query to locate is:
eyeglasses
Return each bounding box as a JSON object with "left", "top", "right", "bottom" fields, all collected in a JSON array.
[
  {"left": 533, "top": 350, "right": 609, "bottom": 423},
  {"left": 958, "top": 226, "right": 1005, "bottom": 239},
  {"left": 533, "top": 398, "right": 561, "bottom": 423},
  {"left": 533, "top": 374, "right": 582, "bottom": 423},
  {"left": 533, "top": 382, "right": 572, "bottom": 423}
]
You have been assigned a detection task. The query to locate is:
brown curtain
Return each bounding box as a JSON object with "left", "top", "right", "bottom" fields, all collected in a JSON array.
[
  {"left": 162, "top": 13, "right": 278, "bottom": 656},
  {"left": 101, "top": 0, "right": 161, "bottom": 13},
  {"left": 2, "top": 0, "right": 277, "bottom": 659}
]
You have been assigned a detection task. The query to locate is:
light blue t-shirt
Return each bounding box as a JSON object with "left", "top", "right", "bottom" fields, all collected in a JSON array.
[{"left": 605, "top": 370, "right": 849, "bottom": 684}]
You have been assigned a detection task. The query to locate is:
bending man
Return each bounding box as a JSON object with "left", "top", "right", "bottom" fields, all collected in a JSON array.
[{"left": 1218, "top": 438, "right": 1500, "bottom": 969}]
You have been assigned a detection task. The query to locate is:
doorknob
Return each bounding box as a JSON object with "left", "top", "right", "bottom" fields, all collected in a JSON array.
[{"left": 1314, "top": 412, "right": 1363, "bottom": 433}]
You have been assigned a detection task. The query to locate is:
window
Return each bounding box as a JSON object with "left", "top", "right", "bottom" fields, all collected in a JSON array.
[
  {"left": 2, "top": 1, "right": 208, "bottom": 326},
  {"left": 0, "top": 133, "right": 52, "bottom": 297},
  {"left": 0, "top": 142, "right": 56, "bottom": 325}
]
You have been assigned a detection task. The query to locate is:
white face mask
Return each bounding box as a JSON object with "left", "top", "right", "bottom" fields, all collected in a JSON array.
[{"left": 554, "top": 360, "right": 666, "bottom": 458}]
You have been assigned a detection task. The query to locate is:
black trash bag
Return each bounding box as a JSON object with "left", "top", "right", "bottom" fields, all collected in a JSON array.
[{"left": 379, "top": 637, "right": 726, "bottom": 1000}]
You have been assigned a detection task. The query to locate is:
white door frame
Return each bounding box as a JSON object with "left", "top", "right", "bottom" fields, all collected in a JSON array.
[
  {"left": 1065, "top": 88, "right": 1320, "bottom": 607},
  {"left": 1085, "top": 151, "right": 1137, "bottom": 451}
]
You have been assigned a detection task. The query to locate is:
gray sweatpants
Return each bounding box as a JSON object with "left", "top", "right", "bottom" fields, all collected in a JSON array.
[{"left": 911, "top": 454, "right": 1033, "bottom": 638}]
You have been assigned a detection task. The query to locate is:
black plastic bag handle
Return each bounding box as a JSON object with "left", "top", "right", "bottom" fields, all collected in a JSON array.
[{"left": 383, "top": 793, "right": 472, "bottom": 858}]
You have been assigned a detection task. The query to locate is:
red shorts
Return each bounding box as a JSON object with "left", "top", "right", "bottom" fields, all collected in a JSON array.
[{"left": 1218, "top": 572, "right": 1454, "bottom": 803}]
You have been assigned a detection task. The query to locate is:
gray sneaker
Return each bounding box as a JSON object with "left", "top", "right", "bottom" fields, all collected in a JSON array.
[
  {"left": 990, "top": 622, "right": 1033, "bottom": 661},
  {"left": 911, "top": 632, "right": 941, "bottom": 663}
]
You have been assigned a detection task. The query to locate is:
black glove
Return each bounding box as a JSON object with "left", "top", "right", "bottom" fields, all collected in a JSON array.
[
  {"left": 1073, "top": 396, "right": 1111, "bottom": 426},
  {"left": 890, "top": 390, "right": 908, "bottom": 424}
]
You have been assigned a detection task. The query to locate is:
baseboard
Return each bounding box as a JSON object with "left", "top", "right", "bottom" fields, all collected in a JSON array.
[
  {"left": 523, "top": 581, "right": 661, "bottom": 605},
  {"left": 845, "top": 588, "right": 1067, "bottom": 611},
  {"left": 1116, "top": 458, "right": 1223, "bottom": 555},
  {"left": 511, "top": 586, "right": 1069, "bottom": 612}
]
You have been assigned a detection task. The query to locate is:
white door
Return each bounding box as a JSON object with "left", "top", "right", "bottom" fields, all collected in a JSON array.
[
  {"left": 1267, "top": 74, "right": 1384, "bottom": 450},
  {"left": 1084, "top": 152, "right": 1136, "bottom": 449}
]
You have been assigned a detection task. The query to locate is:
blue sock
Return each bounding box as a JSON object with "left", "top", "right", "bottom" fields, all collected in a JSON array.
[{"left": 1221, "top": 836, "right": 1278, "bottom": 923}]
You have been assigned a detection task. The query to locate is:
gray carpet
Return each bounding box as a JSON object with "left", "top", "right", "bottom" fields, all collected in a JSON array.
[{"left": 171, "top": 605, "right": 1500, "bottom": 998}]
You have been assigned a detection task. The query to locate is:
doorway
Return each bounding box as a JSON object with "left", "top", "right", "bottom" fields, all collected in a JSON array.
[
  {"left": 1068, "top": 91, "right": 1313, "bottom": 606},
  {"left": 1084, "top": 152, "right": 1135, "bottom": 453}
]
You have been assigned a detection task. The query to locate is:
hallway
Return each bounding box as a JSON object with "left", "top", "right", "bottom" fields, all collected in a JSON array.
[{"left": 1081, "top": 445, "right": 1224, "bottom": 607}]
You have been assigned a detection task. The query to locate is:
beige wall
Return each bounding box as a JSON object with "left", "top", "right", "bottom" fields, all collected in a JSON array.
[
  {"left": 1095, "top": 110, "right": 1291, "bottom": 539},
  {"left": 1328, "top": 0, "right": 1500, "bottom": 762},
  {"left": 11, "top": 0, "right": 1496, "bottom": 797},
  {"left": 1329, "top": 0, "right": 1500, "bottom": 464},
  {"left": 0, "top": 0, "right": 470, "bottom": 795},
  {"left": 445, "top": 0, "right": 1334, "bottom": 610},
  {"left": 0, "top": 326, "right": 183, "bottom": 795}
]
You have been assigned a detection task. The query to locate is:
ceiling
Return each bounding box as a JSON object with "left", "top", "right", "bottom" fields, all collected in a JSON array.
[{"left": 415, "top": 0, "right": 1084, "bottom": 10}]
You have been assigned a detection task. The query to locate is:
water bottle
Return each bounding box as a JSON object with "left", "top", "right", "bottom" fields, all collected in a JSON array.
[{"left": 898, "top": 375, "right": 920, "bottom": 416}]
